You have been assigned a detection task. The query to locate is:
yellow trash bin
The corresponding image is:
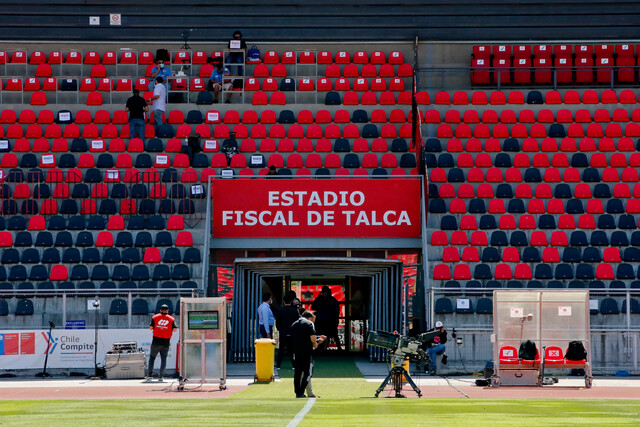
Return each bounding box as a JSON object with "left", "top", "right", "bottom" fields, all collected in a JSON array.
[{"left": 254, "top": 338, "right": 276, "bottom": 382}]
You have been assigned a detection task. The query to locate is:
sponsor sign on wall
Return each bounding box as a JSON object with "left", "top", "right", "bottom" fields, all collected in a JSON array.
[
  {"left": 0, "top": 329, "right": 177, "bottom": 370},
  {"left": 212, "top": 179, "right": 421, "bottom": 238}
]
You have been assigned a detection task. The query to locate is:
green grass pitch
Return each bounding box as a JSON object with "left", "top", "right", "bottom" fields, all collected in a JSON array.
[{"left": 1, "top": 358, "right": 639, "bottom": 426}]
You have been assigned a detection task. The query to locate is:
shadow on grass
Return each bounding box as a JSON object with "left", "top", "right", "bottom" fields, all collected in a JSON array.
[{"left": 278, "top": 355, "right": 365, "bottom": 379}]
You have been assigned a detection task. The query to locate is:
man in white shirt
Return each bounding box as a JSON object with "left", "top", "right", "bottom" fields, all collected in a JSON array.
[
  {"left": 257, "top": 292, "right": 275, "bottom": 338},
  {"left": 149, "top": 76, "right": 166, "bottom": 132}
]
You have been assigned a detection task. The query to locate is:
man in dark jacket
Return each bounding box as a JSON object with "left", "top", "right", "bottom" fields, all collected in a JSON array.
[
  {"left": 275, "top": 292, "right": 300, "bottom": 369},
  {"left": 291, "top": 311, "right": 325, "bottom": 398},
  {"left": 311, "top": 286, "right": 342, "bottom": 352}
]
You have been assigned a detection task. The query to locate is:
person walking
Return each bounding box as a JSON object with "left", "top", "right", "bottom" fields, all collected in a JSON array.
[
  {"left": 147, "top": 304, "right": 177, "bottom": 381},
  {"left": 275, "top": 292, "right": 301, "bottom": 369},
  {"left": 311, "top": 286, "right": 342, "bottom": 352},
  {"left": 148, "top": 76, "right": 166, "bottom": 133},
  {"left": 125, "top": 89, "right": 148, "bottom": 140},
  {"left": 257, "top": 292, "right": 275, "bottom": 338},
  {"left": 291, "top": 311, "right": 325, "bottom": 398}
]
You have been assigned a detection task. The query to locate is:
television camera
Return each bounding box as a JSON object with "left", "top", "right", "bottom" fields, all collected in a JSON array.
[{"left": 367, "top": 330, "right": 438, "bottom": 398}]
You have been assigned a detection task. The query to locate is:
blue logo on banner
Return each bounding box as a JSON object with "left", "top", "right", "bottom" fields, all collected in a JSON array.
[
  {"left": 65, "top": 320, "right": 86, "bottom": 329},
  {"left": 0, "top": 334, "right": 4, "bottom": 355}
]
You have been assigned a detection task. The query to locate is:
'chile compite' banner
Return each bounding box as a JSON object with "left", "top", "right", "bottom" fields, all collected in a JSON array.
[{"left": 212, "top": 179, "right": 421, "bottom": 238}]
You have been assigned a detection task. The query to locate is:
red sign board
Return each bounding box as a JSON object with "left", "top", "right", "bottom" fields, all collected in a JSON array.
[{"left": 212, "top": 179, "right": 421, "bottom": 238}]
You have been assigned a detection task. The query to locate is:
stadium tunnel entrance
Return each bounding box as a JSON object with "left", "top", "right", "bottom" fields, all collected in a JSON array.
[{"left": 229, "top": 257, "right": 404, "bottom": 362}]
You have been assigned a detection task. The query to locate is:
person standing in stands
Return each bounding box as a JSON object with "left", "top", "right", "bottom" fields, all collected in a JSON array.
[
  {"left": 125, "top": 89, "right": 148, "bottom": 141},
  {"left": 148, "top": 76, "right": 166, "bottom": 132},
  {"left": 148, "top": 58, "right": 173, "bottom": 92},
  {"left": 257, "top": 292, "right": 275, "bottom": 338},
  {"left": 147, "top": 304, "right": 177, "bottom": 381},
  {"left": 311, "top": 286, "right": 343, "bottom": 352},
  {"left": 227, "top": 30, "right": 247, "bottom": 76},
  {"left": 291, "top": 311, "right": 325, "bottom": 398},
  {"left": 275, "top": 291, "right": 301, "bottom": 370}
]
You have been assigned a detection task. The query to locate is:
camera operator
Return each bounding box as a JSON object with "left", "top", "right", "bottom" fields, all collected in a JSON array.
[{"left": 425, "top": 321, "right": 447, "bottom": 376}]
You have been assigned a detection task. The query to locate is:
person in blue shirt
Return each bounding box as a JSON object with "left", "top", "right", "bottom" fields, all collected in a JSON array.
[
  {"left": 209, "top": 61, "right": 233, "bottom": 103},
  {"left": 257, "top": 292, "right": 275, "bottom": 338},
  {"left": 148, "top": 59, "right": 173, "bottom": 92}
]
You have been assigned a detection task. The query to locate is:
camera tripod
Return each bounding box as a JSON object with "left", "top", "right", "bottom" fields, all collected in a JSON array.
[{"left": 375, "top": 364, "right": 422, "bottom": 398}]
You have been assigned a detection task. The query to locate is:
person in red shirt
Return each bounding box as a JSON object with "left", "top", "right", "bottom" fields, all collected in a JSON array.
[{"left": 146, "top": 304, "right": 177, "bottom": 381}]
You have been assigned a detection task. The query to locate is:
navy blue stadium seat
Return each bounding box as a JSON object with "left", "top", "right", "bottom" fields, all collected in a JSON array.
[
  {"left": 440, "top": 215, "right": 457, "bottom": 230},
  {"left": 66, "top": 215, "right": 85, "bottom": 230},
  {"left": 29, "top": 265, "right": 48, "bottom": 281},
  {"left": 33, "top": 183, "right": 50, "bottom": 199},
  {"left": 70, "top": 265, "right": 89, "bottom": 281},
  {"left": 109, "top": 298, "right": 128, "bottom": 315},
  {"left": 0, "top": 300, "right": 8, "bottom": 316},
  {"left": 324, "top": 91, "right": 340, "bottom": 105},
  {"left": 14, "top": 231, "right": 32, "bottom": 247},
  {"left": 196, "top": 91, "right": 213, "bottom": 105},
  {"left": 547, "top": 281, "right": 566, "bottom": 289},
  {"left": 481, "top": 247, "right": 500, "bottom": 262},
  {"left": 91, "top": 265, "right": 110, "bottom": 281},
  {"left": 119, "top": 281, "right": 137, "bottom": 290},
  {"left": 570, "top": 231, "right": 588, "bottom": 246},
  {"left": 156, "top": 125, "right": 174, "bottom": 138},
  {"left": 162, "top": 248, "right": 181, "bottom": 263},
  {"left": 75, "top": 231, "right": 94, "bottom": 247},
  {"left": 78, "top": 281, "right": 96, "bottom": 290},
  {"left": 3, "top": 248, "right": 22, "bottom": 264},
  {"left": 183, "top": 248, "right": 201, "bottom": 263},
  {"left": 524, "top": 168, "right": 541, "bottom": 182},
  {"left": 548, "top": 124, "right": 565, "bottom": 138},
  {"left": 178, "top": 200, "right": 196, "bottom": 214},
  {"left": 507, "top": 199, "right": 524, "bottom": 214},
  {"left": 35, "top": 231, "right": 53, "bottom": 247},
  {"left": 102, "top": 248, "right": 121, "bottom": 263},
  {"left": 600, "top": 298, "right": 620, "bottom": 315},
  {"left": 566, "top": 199, "right": 584, "bottom": 214},
  {"left": 425, "top": 138, "right": 442, "bottom": 152},
  {"left": 15, "top": 299, "right": 34, "bottom": 315},
  {"left": 534, "top": 264, "right": 553, "bottom": 279},
  {"left": 510, "top": 231, "right": 528, "bottom": 246},
  {"left": 618, "top": 214, "right": 636, "bottom": 229},
  {"left": 479, "top": 215, "right": 497, "bottom": 229},
  {"left": 597, "top": 214, "right": 615, "bottom": 229},
  {"left": 138, "top": 199, "right": 156, "bottom": 215},
  {"left": 490, "top": 231, "right": 508, "bottom": 246},
  {"left": 20, "top": 153, "right": 38, "bottom": 168},
  {"left": 428, "top": 199, "right": 446, "bottom": 213},
  {"left": 135, "top": 153, "right": 152, "bottom": 168},
  {"left": 391, "top": 139, "right": 408, "bottom": 152},
  {"left": 361, "top": 124, "right": 379, "bottom": 138},
  {"left": 494, "top": 153, "right": 512, "bottom": 167},
  {"left": 590, "top": 231, "right": 608, "bottom": 246},
  {"left": 110, "top": 183, "right": 128, "bottom": 199},
  {"left": 468, "top": 199, "right": 486, "bottom": 214},
  {"left": 70, "top": 138, "right": 88, "bottom": 152},
  {"left": 554, "top": 184, "right": 572, "bottom": 198},
  {"left": 526, "top": 90, "right": 543, "bottom": 104},
  {"left": 162, "top": 168, "right": 179, "bottom": 183},
  {"left": 522, "top": 247, "right": 541, "bottom": 262},
  {"left": 581, "top": 247, "right": 601, "bottom": 262},
  {"left": 8, "top": 216, "right": 27, "bottom": 231},
  {"left": 526, "top": 280, "right": 544, "bottom": 289},
  {"left": 576, "top": 264, "right": 595, "bottom": 280},
  {"left": 495, "top": 184, "right": 513, "bottom": 198},
  {"left": 506, "top": 280, "right": 523, "bottom": 289},
  {"left": 132, "top": 298, "right": 150, "bottom": 315},
  {"left": 41, "top": 248, "right": 60, "bottom": 264},
  {"left": 172, "top": 264, "right": 190, "bottom": 280},
  {"left": 84, "top": 168, "right": 103, "bottom": 183},
  {"left": 186, "top": 110, "right": 203, "bottom": 124},
  {"left": 617, "top": 264, "right": 635, "bottom": 279},
  {"left": 554, "top": 264, "right": 574, "bottom": 280},
  {"left": 611, "top": 231, "right": 630, "bottom": 246},
  {"left": 562, "top": 247, "right": 580, "bottom": 263},
  {"left": 87, "top": 215, "right": 106, "bottom": 230},
  {"left": 99, "top": 281, "right": 117, "bottom": 290},
  {"left": 135, "top": 232, "right": 153, "bottom": 248},
  {"left": 342, "top": 153, "right": 360, "bottom": 168},
  {"left": 153, "top": 265, "right": 171, "bottom": 281},
  {"left": 476, "top": 298, "right": 493, "bottom": 314},
  {"left": 447, "top": 168, "right": 464, "bottom": 182},
  {"left": 624, "top": 247, "right": 640, "bottom": 262},
  {"left": 610, "top": 281, "right": 627, "bottom": 290},
  {"left": 621, "top": 298, "right": 640, "bottom": 314},
  {"left": 139, "top": 281, "right": 157, "bottom": 291},
  {"left": 571, "top": 153, "right": 588, "bottom": 168},
  {"left": 62, "top": 248, "right": 81, "bottom": 263},
  {"left": 473, "top": 264, "right": 492, "bottom": 280},
  {"left": 96, "top": 154, "right": 114, "bottom": 168},
  {"left": 502, "top": 138, "right": 520, "bottom": 152},
  {"left": 582, "top": 168, "right": 600, "bottom": 183},
  {"left": 132, "top": 265, "right": 150, "bottom": 281},
  {"left": 59, "top": 199, "right": 78, "bottom": 215},
  {"left": 437, "top": 153, "right": 454, "bottom": 167},
  {"left": 434, "top": 297, "right": 453, "bottom": 314},
  {"left": 122, "top": 247, "right": 141, "bottom": 263},
  {"left": 334, "top": 138, "right": 351, "bottom": 153},
  {"left": 399, "top": 153, "right": 416, "bottom": 168},
  {"left": 425, "top": 154, "right": 437, "bottom": 168},
  {"left": 54, "top": 231, "right": 73, "bottom": 247},
  {"left": 112, "top": 265, "right": 131, "bottom": 281}
]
